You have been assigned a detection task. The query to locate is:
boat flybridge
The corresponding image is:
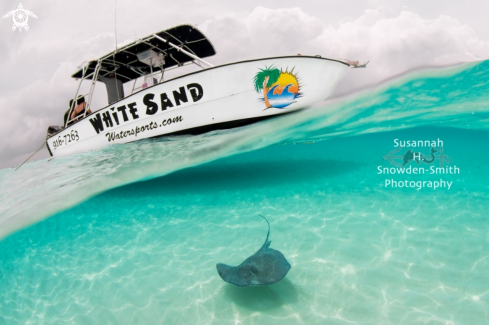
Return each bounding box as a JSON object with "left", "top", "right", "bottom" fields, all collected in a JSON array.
[{"left": 45, "top": 24, "right": 362, "bottom": 157}]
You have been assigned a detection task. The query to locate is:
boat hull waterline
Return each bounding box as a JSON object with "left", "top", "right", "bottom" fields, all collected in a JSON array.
[{"left": 47, "top": 56, "right": 349, "bottom": 157}]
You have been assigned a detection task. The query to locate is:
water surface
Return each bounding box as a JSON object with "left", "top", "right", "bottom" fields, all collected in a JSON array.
[{"left": 1, "top": 61, "right": 488, "bottom": 324}]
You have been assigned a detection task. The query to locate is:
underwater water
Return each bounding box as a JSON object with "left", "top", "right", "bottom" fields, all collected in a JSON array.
[{"left": 1, "top": 61, "right": 488, "bottom": 324}]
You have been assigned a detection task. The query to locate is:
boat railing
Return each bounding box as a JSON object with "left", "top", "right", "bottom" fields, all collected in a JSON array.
[
  {"left": 64, "top": 60, "right": 101, "bottom": 128},
  {"left": 63, "top": 30, "right": 214, "bottom": 129},
  {"left": 152, "top": 34, "right": 214, "bottom": 68},
  {"left": 129, "top": 61, "right": 197, "bottom": 95}
]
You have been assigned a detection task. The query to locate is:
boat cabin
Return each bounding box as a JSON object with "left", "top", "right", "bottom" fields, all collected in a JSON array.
[{"left": 63, "top": 24, "right": 216, "bottom": 128}]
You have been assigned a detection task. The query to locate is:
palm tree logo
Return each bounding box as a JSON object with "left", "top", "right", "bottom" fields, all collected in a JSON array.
[{"left": 253, "top": 66, "right": 301, "bottom": 110}]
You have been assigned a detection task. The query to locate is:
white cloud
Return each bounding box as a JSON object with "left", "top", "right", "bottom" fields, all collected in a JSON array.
[
  {"left": 200, "top": 7, "right": 325, "bottom": 62},
  {"left": 201, "top": 7, "right": 489, "bottom": 94},
  {"left": 1, "top": 5, "right": 489, "bottom": 168},
  {"left": 0, "top": 32, "right": 122, "bottom": 166}
]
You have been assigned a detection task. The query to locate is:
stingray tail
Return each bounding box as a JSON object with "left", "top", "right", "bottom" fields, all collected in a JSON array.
[{"left": 258, "top": 214, "right": 271, "bottom": 249}]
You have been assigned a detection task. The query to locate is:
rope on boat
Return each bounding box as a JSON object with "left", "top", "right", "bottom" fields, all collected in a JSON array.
[{"left": 14, "top": 141, "right": 46, "bottom": 171}]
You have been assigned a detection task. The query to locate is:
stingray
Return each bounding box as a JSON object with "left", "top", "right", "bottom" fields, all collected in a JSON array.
[{"left": 216, "top": 215, "right": 291, "bottom": 287}]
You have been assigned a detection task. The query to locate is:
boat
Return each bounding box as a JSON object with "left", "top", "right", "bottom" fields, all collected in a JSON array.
[{"left": 45, "top": 24, "right": 359, "bottom": 157}]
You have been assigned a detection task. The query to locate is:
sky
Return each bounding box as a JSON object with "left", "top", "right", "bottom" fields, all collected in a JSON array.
[{"left": 1, "top": 0, "right": 488, "bottom": 169}]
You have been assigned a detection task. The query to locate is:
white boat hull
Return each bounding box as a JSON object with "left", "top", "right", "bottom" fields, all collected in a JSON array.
[{"left": 47, "top": 56, "right": 349, "bottom": 157}]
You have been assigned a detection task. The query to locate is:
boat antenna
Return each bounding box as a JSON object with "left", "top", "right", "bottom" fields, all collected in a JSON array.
[
  {"left": 14, "top": 141, "right": 46, "bottom": 171},
  {"left": 113, "top": 0, "right": 120, "bottom": 101},
  {"left": 114, "top": 0, "right": 117, "bottom": 51}
]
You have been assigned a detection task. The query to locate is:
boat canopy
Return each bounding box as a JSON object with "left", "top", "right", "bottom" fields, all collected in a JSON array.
[{"left": 71, "top": 24, "right": 216, "bottom": 83}]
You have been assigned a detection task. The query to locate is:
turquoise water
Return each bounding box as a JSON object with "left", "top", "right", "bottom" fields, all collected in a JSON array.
[{"left": 1, "top": 61, "right": 488, "bottom": 324}]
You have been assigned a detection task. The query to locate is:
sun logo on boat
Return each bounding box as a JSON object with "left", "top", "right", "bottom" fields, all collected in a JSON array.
[{"left": 253, "top": 66, "right": 301, "bottom": 110}]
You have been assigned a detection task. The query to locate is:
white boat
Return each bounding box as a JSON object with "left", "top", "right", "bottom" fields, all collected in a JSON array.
[{"left": 45, "top": 24, "right": 355, "bottom": 157}]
